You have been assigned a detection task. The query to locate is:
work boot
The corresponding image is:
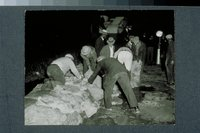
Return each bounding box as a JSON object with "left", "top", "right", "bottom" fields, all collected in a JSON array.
[{"left": 130, "top": 106, "right": 140, "bottom": 114}]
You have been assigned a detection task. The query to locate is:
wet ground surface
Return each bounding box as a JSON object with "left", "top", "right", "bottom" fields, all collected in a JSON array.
[{"left": 82, "top": 65, "right": 175, "bottom": 125}]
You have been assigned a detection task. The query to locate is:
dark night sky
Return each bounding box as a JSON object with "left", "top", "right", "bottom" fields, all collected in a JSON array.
[{"left": 25, "top": 10, "right": 174, "bottom": 66}]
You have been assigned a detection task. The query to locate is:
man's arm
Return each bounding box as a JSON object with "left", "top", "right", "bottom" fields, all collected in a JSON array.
[
  {"left": 69, "top": 60, "right": 82, "bottom": 79},
  {"left": 100, "top": 46, "right": 106, "bottom": 57},
  {"left": 95, "top": 38, "right": 102, "bottom": 56},
  {"left": 88, "top": 62, "right": 102, "bottom": 84},
  {"left": 81, "top": 53, "right": 91, "bottom": 69}
]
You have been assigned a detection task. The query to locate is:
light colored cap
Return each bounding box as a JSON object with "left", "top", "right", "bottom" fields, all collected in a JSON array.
[
  {"left": 99, "top": 29, "right": 108, "bottom": 34},
  {"left": 65, "top": 54, "right": 74, "bottom": 60},
  {"left": 166, "top": 34, "right": 173, "bottom": 39},
  {"left": 81, "top": 46, "right": 91, "bottom": 55},
  {"left": 107, "top": 37, "right": 115, "bottom": 45}
]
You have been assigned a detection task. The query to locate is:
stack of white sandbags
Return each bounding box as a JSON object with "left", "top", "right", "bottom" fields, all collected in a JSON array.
[
  {"left": 83, "top": 69, "right": 103, "bottom": 101},
  {"left": 25, "top": 73, "right": 104, "bottom": 125},
  {"left": 25, "top": 104, "right": 82, "bottom": 125},
  {"left": 84, "top": 69, "right": 123, "bottom": 106}
]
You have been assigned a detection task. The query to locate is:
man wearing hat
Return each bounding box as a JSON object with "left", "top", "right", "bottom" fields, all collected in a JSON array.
[
  {"left": 80, "top": 45, "right": 97, "bottom": 74},
  {"left": 95, "top": 29, "right": 108, "bottom": 56},
  {"left": 100, "top": 36, "right": 116, "bottom": 58},
  {"left": 88, "top": 56, "right": 140, "bottom": 113},
  {"left": 165, "top": 34, "right": 175, "bottom": 85},
  {"left": 129, "top": 36, "right": 146, "bottom": 64},
  {"left": 126, "top": 36, "right": 146, "bottom": 101},
  {"left": 47, "top": 54, "right": 83, "bottom": 85}
]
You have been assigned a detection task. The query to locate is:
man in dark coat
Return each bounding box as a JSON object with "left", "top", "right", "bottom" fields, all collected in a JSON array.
[
  {"left": 146, "top": 35, "right": 155, "bottom": 65},
  {"left": 127, "top": 36, "right": 146, "bottom": 72},
  {"left": 165, "top": 34, "right": 175, "bottom": 85},
  {"left": 95, "top": 29, "right": 108, "bottom": 56},
  {"left": 130, "top": 36, "right": 146, "bottom": 64},
  {"left": 100, "top": 36, "right": 115, "bottom": 58},
  {"left": 88, "top": 56, "right": 140, "bottom": 113}
]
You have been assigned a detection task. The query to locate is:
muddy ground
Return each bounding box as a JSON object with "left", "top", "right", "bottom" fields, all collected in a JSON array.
[{"left": 82, "top": 65, "right": 175, "bottom": 125}]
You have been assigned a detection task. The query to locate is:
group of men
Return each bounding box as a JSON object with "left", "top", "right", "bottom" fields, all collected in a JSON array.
[
  {"left": 143, "top": 33, "right": 175, "bottom": 85},
  {"left": 46, "top": 28, "right": 175, "bottom": 113}
]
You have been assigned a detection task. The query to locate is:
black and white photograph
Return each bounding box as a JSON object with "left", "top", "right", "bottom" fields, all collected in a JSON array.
[{"left": 24, "top": 10, "right": 175, "bottom": 125}]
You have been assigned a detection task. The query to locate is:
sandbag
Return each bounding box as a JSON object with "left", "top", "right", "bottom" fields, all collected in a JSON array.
[
  {"left": 25, "top": 104, "right": 82, "bottom": 125},
  {"left": 84, "top": 69, "right": 102, "bottom": 89},
  {"left": 130, "top": 60, "right": 142, "bottom": 88},
  {"left": 84, "top": 69, "right": 104, "bottom": 101}
]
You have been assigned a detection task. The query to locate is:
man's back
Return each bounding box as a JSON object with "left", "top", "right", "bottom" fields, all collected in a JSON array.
[
  {"left": 51, "top": 57, "right": 71, "bottom": 73},
  {"left": 88, "top": 58, "right": 128, "bottom": 84}
]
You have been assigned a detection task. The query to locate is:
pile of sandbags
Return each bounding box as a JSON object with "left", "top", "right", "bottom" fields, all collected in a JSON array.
[
  {"left": 112, "top": 85, "right": 123, "bottom": 105},
  {"left": 25, "top": 104, "right": 83, "bottom": 125},
  {"left": 130, "top": 60, "right": 142, "bottom": 88},
  {"left": 84, "top": 69, "right": 123, "bottom": 106},
  {"left": 25, "top": 73, "right": 104, "bottom": 125}
]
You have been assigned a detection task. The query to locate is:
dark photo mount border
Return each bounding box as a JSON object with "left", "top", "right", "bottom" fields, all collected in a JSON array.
[{"left": 0, "top": 6, "right": 200, "bottom": 133}]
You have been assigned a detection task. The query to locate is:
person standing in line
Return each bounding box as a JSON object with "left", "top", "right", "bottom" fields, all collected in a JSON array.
[
  {"left": 130, "top": 36, "right": 146, "bottom": 67},
  {"left": 126, "top": 36, "right": 146, "bottom": 101},
  {"left": 95, "top": 29, "right": 108, "bottom": 57},
  {"left": 100, "top": 36, "right": 116, "bottom": 58},
  {"left": 47, "top": 54, "right": 83, "bottom": 85},
  {"left": 165, "top": 34, "right": 175, "bottom": 85},
  {"left": 80, "top": 45, "right": 97, "bottom": 75},
  {"left": 146, "top": 35, "right": 155, "bottom": 65},
  {"left": 160, "top": 35, "right": 169, "bottom": 72},
  {"left": 88, "top": 56, "right": 140, "bottom": 113}
]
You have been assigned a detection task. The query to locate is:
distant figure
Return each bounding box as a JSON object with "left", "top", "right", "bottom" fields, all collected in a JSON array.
[
  {"left": 80, "top": 45, "right": 97, "bottom": 74},
  {"left": 165, "top": 34, "right": 175, "bottom": 85},
  {"left": 47, "top": 54, "right": 82, "bottom": 85},
  {"left": 114, "top": 46, "right": 133, "bottom": 72},
  {"left": 100, "top": 36, "right": 116, "bottom": 58},
  {"left": 95, "top": 29, "right": 108, "bottom": 56},
  {"left": 146, "top": 35, "right": 155, "bottom": 65},
  {"left": 88, "top": 56, "right": 140, "bottom": 113},
  {"left": 129, "top": 36, "right": 146, "bottom": 66},
  {"left": 160, "top": 35, "right": 169, "bottom": 71},
  {"left": 126, "top": 36, "right": 146, "bottom": 101}
]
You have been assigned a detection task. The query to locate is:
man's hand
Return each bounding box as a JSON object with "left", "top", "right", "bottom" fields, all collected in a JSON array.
[
  {"left": 80, "top": 75, "right": 84, "bottom": 80},
  {"left": 84, "top": 79, "right": 92, "bottom": 86},
  {"left": 171, "top": 60, "right": 174, "bottom": 65}
]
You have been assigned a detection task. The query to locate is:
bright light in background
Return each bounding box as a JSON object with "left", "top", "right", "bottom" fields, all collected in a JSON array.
[
  {"left": 156, "top": 30, "right": 163, "bottom": 37},
  {"left": 155, "top": 30, "right": 163, "bottom": 65}
]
